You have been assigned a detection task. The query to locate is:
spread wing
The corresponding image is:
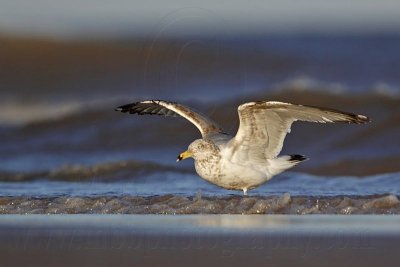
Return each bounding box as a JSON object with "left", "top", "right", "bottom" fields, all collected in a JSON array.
[
  {"left": 230, "top": 101, "right": 370, "bottom": 162},
  {"left": 115, "top": 100, "right": 224, "bottom": 137}
]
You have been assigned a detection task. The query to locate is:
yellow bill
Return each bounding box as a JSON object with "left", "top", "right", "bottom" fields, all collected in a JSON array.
[{"left": 176, "top": 150, "right": 193, "bottom": 162}]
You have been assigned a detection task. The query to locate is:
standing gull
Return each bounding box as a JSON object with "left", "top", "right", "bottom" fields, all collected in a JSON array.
[{"left": 115, "top": 100, "right": 369, "bottom": 195}]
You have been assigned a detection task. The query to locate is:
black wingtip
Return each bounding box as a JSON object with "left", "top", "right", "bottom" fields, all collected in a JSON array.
[
  {"left": 115, "top": 103, "right": 136, "bottom": 113},
  {"left": 289, "top": 154, "right": 308, "bottom": 162}
]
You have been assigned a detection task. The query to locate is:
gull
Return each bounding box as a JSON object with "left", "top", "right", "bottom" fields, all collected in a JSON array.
[{"left": 115, "top": 100, "right": 369, "bottom": 195}]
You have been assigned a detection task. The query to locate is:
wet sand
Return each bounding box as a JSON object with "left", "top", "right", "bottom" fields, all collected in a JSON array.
[
  {"left": 1, "top": 214, "right": 400, "bottom": 267},
  {"left": 1, "top": 194, "right": 399, "bottom": 214}
]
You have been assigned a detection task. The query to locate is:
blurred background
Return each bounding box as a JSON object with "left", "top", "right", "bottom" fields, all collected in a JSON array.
[{"left": 0, "top": 0, "right": 399, "bottom": 188}]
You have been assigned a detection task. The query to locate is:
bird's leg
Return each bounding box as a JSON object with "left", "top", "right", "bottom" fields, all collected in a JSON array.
[{"left": 242, "top": 188, "right": 248, "bottom": 196}]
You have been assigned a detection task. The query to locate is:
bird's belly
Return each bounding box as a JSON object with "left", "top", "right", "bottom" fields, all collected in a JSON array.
[{"left": 195, "top": 160, "right": 268, "bottom": 190}]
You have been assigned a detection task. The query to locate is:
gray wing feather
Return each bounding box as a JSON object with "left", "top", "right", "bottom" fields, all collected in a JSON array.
[
  {"left": 231, "top": 101, "right": 370, "bottom": 161},
  {"left": 115, "top": 100, "right": 224, "bottom": 137}
]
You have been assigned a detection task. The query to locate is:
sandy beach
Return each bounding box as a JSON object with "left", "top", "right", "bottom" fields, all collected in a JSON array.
[{"left": 1, "top": 214, "right": 400, "bottom": 267}]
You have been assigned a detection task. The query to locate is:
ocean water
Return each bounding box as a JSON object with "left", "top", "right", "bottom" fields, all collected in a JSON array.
[{"left": 0, "top": 172, "right": 400, "bottom": 198}]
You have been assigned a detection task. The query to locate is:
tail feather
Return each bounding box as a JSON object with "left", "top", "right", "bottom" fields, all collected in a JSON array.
[
  {"left": 289, "top": 154, "right": 308, "bottom": 163},
  {"left": 268, "top": 154, "right": 307, "bottom": 177}
]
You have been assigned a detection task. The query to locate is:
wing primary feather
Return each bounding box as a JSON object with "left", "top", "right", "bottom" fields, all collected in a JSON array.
[{"left": 115, "top": 100, "right": 224, "bottom": 137}]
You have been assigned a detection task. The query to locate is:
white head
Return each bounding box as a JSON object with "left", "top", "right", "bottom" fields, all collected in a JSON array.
[{"left": 177, "top": 139, "right": 220, "bottom": 162}]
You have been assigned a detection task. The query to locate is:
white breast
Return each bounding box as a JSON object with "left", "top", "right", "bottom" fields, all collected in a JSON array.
[{"left": 195, "top": 149, "right": 269, "bottom": 190}]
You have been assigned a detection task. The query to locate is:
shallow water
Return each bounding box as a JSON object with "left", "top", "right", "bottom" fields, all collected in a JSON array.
[
  {"left": 0, "top": 172, "right": 400, "bottom": 198},
  {"left": 0, "top": 172, "right": 399, "bottom": 214}
]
